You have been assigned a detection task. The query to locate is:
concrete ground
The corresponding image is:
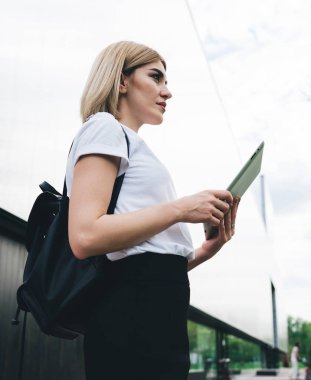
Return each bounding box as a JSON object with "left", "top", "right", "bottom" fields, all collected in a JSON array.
[{"left": 231, "top": 367, "right": 306, "bottom": 380}]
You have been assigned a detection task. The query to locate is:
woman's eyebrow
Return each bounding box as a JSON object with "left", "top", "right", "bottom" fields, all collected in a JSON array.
[{"left": 149, "top": 68, "right": 168, "bottom": 84}]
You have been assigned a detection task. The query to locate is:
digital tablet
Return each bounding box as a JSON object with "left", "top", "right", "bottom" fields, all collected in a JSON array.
[{"left": 204, "top": 141, "right": 265, "bottom": 240}]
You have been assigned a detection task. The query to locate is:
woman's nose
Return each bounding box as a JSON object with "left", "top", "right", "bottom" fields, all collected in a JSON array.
[{"left": 161, "top": 86, "right": 172, "bottom": 100}]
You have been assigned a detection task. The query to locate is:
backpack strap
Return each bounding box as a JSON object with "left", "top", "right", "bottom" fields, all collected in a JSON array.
[
  {"left": 11, "top": 309, "right": 27, "bottom": 380},
  {"left": 107, "top": 128, "right": 130, "bottom": 214}
]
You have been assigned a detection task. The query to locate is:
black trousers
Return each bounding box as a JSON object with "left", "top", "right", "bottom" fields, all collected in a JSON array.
[{"left": 84, "top": 253, "right": 190, "bottom": 380}]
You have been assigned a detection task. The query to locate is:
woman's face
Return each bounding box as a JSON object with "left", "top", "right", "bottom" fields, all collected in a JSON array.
[{"left": 118, "top": 60, "right": 172, "bottom": 130}]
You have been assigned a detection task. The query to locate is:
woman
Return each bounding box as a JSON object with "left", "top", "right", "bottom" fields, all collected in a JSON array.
[
  {"left": 290, "top": 342, "right": 300, "bottom": 379},
  {"left": 66, "top": 41, "right": 239, "bottom": 380}
]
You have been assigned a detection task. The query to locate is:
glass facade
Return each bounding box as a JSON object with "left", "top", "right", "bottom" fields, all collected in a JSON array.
[
  {"left": 1, "top": 0, "right": 287, "bottom": 366},
  {"left": 227, "top": 335, "right": 261, "bottom": 371},
  {"left": 188, "top": 320, "right": 217, "bottom": 377},
  {"left": 188, "top": 320, "right": 263, "bottom": 378}
]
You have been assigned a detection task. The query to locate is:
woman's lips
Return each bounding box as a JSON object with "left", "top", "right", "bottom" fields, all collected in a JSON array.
[{"left": 157, "top": 102, "right": 166, "bottom": 112}]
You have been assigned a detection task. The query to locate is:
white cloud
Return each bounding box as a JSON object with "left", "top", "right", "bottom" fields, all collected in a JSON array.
[{"left": 268, "top": 160, "right": 311, "bottom": 215}]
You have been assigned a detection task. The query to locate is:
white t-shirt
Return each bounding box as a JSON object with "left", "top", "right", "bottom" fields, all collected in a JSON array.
[{"left": 66, "top": 112, "right": 194, "bottom": 261}]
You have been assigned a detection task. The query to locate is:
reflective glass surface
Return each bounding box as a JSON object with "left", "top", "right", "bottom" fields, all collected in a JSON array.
[
  {"left": 188, "top": 320, "right": 217, "bottom": 377},
  {"left": 227, "top": 335, "right": 261, "bottom": 371},
  {"left": 0, "top": 0, "right": 287, "bottom": 352}
]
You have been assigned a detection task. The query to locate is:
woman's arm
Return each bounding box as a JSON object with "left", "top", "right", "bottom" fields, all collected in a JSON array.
[{"left": 68, "top": 154, "right": 233, "bottom": 260}]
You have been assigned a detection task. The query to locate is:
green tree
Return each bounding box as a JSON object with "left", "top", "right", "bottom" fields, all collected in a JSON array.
[
  {"left": 288, "top": 316, "right": 311, "bottom": 366},
  {"left": 227, "top": 335, "right": 261, "bottom": 369}
]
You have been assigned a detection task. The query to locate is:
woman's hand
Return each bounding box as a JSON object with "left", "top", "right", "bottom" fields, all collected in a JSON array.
[
  {"left": 174, "top": 190, "right": 233, "bottom": 225},
  {"left": 188, "top": 197, "right": 240, "bottom": 271}
]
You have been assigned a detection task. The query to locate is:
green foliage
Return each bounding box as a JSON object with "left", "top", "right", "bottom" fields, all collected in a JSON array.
[
  {"left": 188, "top": 320, "right": 216, "bottom": 372},
  {"left": 288, "top": 316, "right": 311, "bottom": 366},
  {"left": 227, "top": 335, "right": 261, "bottom": 369},
  {"left": 187, "top": 321, "right": 262, "bottom": 371}
]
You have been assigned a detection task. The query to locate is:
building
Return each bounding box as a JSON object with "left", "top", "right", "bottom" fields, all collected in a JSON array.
[
  {"left": 0, "top": 201, "right": 287, "bottom": 379},
  {"left": 0, "top": 1, "right": 287, "bottom": 379}
]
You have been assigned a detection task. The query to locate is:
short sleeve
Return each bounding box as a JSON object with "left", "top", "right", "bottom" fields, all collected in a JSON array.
[{"left": 71, "top": 112, "right": 129, "bottom": 176}]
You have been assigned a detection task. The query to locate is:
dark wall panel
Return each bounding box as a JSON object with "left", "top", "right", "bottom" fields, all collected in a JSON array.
[{"left": 0, "top": 235, "right": 85, "bottom": 380}]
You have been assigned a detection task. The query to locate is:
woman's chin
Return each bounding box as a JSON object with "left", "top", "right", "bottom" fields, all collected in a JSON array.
[{"left": 147, "top": 115, "right": 164, "bottom": 125}]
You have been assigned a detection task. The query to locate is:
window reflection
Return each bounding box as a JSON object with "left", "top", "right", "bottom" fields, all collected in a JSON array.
[
  {"left": 188, "top": 320, "right": 216, "bottom": 378},
  {"left": 188, "top": 320, "right": 262, "bottom": 378},
  {"left": 227, "top": 335, "right": 261, "bottom": 371}
]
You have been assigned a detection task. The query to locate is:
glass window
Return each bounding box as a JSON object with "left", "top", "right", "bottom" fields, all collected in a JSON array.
[
  {"left": 188, "top": 320, "right": 216, "bottom": 377},
  {"left": 227, "top": 335, "right": 261, "bottom": 371}
]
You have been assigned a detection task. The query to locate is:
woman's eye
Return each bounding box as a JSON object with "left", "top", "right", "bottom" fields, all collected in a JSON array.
[{"left": 152, "top": 74, "right": 161, "bottom": 83}]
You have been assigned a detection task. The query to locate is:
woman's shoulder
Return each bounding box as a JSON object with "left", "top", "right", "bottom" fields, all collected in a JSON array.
[
  {"left": 75, "top": 112, "right": 143, "bottom": 156},
  {"left": 76, "top": 112, "right": 124, "bottom": 143},
  {"left": 84, "top": 111, "right": 120, "bottom": 131},
  {"left": 87, "top": 111, "right": 116, "bottom": 123},
  {"left": 69, "top": 111, "right": 130, "bottom": 166}
]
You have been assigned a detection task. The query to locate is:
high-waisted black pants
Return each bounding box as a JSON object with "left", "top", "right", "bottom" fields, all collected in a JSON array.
[{"left": 84, "top": 252, "right": 190, "bottom": 380}]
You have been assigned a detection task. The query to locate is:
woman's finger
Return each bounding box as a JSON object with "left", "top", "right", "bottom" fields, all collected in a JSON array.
[
  {"left": 224, "top": 206, "right": 232, "bottom": 237},
  {"left": 213, "top": 198, "right": 231, "bottom": 213},
  {"left": 218, "top": 218, "right": 226, "bottom": 239},
  {"left": 230, "top": 197, "right": 240, "bottom": 234},
  {"left": 211, "top": 208, "right": 225, "bottom": 222}
]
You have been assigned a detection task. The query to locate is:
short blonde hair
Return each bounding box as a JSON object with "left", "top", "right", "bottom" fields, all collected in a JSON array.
[{"left": 80, "top": 41, "right": 166, "bottom": 122}]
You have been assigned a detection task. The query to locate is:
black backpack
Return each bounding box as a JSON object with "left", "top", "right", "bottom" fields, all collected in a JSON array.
[{"left": 13, "top": 129, "right": 129, "bottom": 339}]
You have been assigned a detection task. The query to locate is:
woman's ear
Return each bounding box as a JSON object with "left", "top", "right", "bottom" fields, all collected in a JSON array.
[{"left": 119, "top": 73, "right": 128, "bottom": 94}]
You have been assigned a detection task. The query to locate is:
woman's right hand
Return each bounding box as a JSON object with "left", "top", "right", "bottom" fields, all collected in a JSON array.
[{"left": 174, "top": 190, "right": 233, "bottom": 225}]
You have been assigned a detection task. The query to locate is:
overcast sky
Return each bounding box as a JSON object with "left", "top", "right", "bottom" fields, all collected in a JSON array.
[{"left": 189, "top": 0, "right": 311, "bottom": 320}]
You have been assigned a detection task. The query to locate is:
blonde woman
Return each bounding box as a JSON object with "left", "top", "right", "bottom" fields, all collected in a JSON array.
[{"left": 66, "top": 41, "right": 239, "bottom": 380}]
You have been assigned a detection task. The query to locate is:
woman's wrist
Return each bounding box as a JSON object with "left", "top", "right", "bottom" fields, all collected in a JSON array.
[
  {"left": 188, "top": 247, "right": 208, "bottom": 271},
  {"left": 188, "top": 244, "right": 221, "bottom": 271},
  {"left": 170, "top": 198, "right": 185, "bottom": 223}
]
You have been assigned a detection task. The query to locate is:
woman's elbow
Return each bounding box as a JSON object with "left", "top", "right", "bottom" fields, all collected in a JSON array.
[{"left": 69, "top": 230, "right": 94, "bottom": 260}]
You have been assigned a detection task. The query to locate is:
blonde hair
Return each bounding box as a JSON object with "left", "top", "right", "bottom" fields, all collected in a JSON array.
[{"left": 80, "top": 41, "right": 166, "bottom": 122}]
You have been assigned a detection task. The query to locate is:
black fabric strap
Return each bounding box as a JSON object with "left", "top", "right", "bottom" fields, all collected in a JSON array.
[
  {"left": 11, "top": 308, "right": 27, "bottom": 380},
  {"left": 107, "top": 129, "right": 130, "bottom": 214},
  {"left": 39, "top": 181, "right": 61, "bottom": 195},
  {"left": 62, "top": 140, "right": 74, "bottom": 197},
  {"left": 16, "top": 311, "right": 27, "bottom": 380}
]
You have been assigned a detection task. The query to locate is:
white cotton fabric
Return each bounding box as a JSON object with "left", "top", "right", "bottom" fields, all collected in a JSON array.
[{"left": 65, "top": 112, "right": 194, "bottom": 261}]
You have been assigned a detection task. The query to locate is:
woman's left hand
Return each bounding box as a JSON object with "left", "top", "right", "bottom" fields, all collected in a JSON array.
[
  {"left": 203, "top": 196, "right": 240, "bottom": 254},
  {"left": 188, "top": 197, "right": 240, "bottom": 271}
]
